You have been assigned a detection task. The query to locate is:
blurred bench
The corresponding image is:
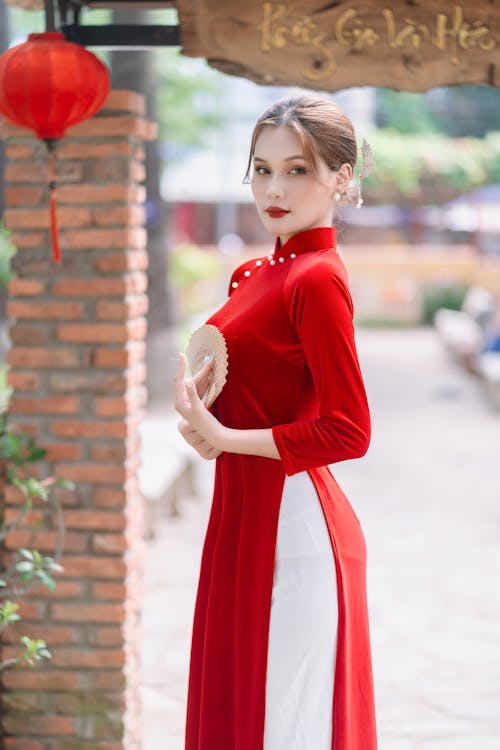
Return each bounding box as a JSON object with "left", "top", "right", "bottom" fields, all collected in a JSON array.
[
  {"left": 138, "top": 415, "right": 196, "bottom": 538},
  {"left": 434, "top": 285, "right": 500, "bottom": 409},
  {"left": 476, "top": 352, "right": 500, "bottom": 410}
]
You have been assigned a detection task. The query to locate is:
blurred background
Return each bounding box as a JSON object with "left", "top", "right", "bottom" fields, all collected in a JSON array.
[{"left": 1, "top": 4, "right": 499, "bottom": 750}]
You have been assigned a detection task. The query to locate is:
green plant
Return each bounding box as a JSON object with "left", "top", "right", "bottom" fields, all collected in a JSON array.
[
  {"left": 0, "top": 221, "right": 16, "bottom": 289},
  {"left": 0, "top": 410, "right": 74, "bottom": 671},
  {"left": 421, "top": 283, "right": 469, "bottom": 325}
]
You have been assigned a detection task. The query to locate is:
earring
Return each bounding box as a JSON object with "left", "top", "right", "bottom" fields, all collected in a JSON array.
[{"left": 332, "top": 191, "right": 341, "bottom": 201}]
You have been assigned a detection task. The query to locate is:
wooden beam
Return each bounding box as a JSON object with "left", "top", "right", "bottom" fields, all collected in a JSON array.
[{"left": 176, "top": 0, "right": 500, "bottom": 91}]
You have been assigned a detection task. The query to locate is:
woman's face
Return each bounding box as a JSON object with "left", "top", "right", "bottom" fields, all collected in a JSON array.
[{"left": 250, "top": 125, "right": 346, "bottom": 245}]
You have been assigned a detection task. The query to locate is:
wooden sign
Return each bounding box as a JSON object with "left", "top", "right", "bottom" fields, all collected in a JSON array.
[{"left": 177, "top": 0, "right": 500, "bottom": 91}]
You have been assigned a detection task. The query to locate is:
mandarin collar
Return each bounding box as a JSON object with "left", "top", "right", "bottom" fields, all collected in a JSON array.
[{"left": 274, "top": 226, "right": 337, "bottom": 257}]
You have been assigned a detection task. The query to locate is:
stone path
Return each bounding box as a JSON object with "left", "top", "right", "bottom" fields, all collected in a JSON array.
[{"left": 141, "top": 327, "right": 500, "bottom": 750}]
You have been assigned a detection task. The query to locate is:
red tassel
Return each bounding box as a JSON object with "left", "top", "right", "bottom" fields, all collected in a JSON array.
[{"left": 48, "top": 150, "right": 62, "bottom": 263}]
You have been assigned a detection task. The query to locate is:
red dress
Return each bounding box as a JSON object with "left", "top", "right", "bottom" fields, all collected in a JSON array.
[{"left": 184, "top": 226, "right": 377, "bottom": 750}]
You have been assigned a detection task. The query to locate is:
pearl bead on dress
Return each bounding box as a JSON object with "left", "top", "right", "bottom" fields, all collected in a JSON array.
[{"left": 229, "top": 248, "right": 301, "bottom": 294}]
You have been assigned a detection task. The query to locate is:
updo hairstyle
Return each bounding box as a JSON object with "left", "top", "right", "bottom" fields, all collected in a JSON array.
[{"left": 243, "top": 94, "right": 358, "bottom": 204}]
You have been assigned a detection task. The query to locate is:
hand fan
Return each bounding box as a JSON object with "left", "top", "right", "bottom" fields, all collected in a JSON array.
[{"left": 185, "top": 324, "right": 228, "bottom": 408}]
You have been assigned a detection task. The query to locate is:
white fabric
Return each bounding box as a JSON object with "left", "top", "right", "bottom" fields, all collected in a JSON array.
[{"left": 264, "top": 471, "right": 338, "bottom": 750}]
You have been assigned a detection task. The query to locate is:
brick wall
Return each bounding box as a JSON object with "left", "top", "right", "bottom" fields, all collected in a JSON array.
[{"left": 0, "top": 91, "right": 157, "bottom": 750}]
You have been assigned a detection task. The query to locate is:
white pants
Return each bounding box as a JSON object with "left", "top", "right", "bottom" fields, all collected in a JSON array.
[{"left": 264, "top": 471, "right": 338, "bottom": 750}]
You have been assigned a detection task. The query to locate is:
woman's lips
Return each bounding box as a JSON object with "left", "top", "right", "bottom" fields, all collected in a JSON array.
[{"left": 266, "top": 208, "right": 290, "bottom": 218}]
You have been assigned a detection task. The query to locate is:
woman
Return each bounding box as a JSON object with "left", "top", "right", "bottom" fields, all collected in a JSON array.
[{"left": 174, "top": 94, "right": 377, "bottom": 750}]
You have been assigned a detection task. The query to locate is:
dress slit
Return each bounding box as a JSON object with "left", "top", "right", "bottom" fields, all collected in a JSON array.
[{"left": 264, "top": 471, "right": 338, "bottom": 750}]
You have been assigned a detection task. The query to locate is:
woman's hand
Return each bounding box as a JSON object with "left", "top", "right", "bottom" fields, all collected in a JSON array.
[
  {"left": 177, "top": 418, "right": 222, "bottom": 460},
  {"left": 191, "top": 354, "right": 214, "bottom": 401},
  {"left": 174, "top": 353, "right": 226, "bottom": 457}
]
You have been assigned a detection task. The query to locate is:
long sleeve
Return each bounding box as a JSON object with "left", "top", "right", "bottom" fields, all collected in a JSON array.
[{"left": 272, "top": 261, "right": 371, "bottom": 476}]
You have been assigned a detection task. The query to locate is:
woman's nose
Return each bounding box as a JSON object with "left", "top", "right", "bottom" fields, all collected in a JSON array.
[{"left": 265, "top": 175, "right": 285, "bottom": 199}]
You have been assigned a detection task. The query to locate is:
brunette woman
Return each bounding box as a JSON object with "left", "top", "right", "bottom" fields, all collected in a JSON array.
[{"left": 175, "top": 94, "right": 377, "bottom": 750}]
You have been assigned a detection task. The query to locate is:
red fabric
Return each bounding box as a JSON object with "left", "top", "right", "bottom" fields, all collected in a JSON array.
[{"left": 185, "top": 226, "right": 377, "bottom": 750}]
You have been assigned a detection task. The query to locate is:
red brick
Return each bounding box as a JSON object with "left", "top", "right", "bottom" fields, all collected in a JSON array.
[
  {"left": 52, "top": 602, "right": 125, "bottom": 623},
  {"left": 53, "top": 278, "right": 130, "bottom": 298},
  {"left": 93, "top": 342, "right": 145, "bottom": 368},
  {"left": 8, "top": 279, "right": 45, "bottom": 296},
  {"left": 67, "top": 114, "right": 157, "bottom": 140},
  {"left": 9, "top": 231, "right": 47, "bottom": 249},
  {"left": 50, "top": 420, "right": 128, "bottom": 439},
  {"left": 8, "top": 300, "right": 84, "bottom": 320},
  {"left": 6, "top": 143, "right": 36, "bottom": 159},
  {"left": 92, "top": 159, "right": 137, "bottom": 181},
  {"left": 93, "top": 250, "right": 148, "bottom": 273},
  {"left": 57, "top": 140, "right": 134, "bottom": 159},
  {"left": 56, "top": 463, "right": 127, "bottom": 484},
  {"left": 8, "top": 348, "right": 79, "bottom": 368},
  {"left": 14, "top": 600, "right": 46, "bottom": 620},
  {"left": 63, "top": 510, "right": 126, "bottom": 532},
  {"left": 47, "top": 648, "right": 126, "bottom": 669},
  {"left": 58, "top": 555, "right": 126, "bottom": 579},
  {"left": 96, "top": 297, "right": 148, "bottom": 320},
  {"left": 104, "top": 89, "right": 147, "bottom": 115},
  {"left": 5, "top": 421, "right": 40, "bottom": 438},
  {"left": 6, "top": 371, "right": 40, "bottom": 391},
  {"left": 93, "top": 205, "right": 146, "bottom": 226},
  {"left": 2, "top": 714, "right": 74, "bottom": 736},
  {"left": 1, "top": 671, "right": 80, "bottom": 691},
  {"left": 89, "top": 443, "right": 128, "bottom": 462},
  {"left": 48, "top": 371, "right": 128, "bottom": 393},
  {"left": 57, "top": 183, "right": 146, "bottom": 205},
  {"left": 1, "top": 624, "right": 77, "bottom": 646},
  {"left": 3, "top": 740, "right": 44, "bottom": 750},
  {"left": 41, "top": 442, "right": 83, "bottom": 461},
  {"left": 91, "top": 534, "right": 127, "bottom": 555},
  {"left": 8, "top": 325, "right": 47, "bottom": 345},
  {"left": 4, "top": 530, "right": 87, "bottom": 555},
  {"left": 4, "top": 207, "right": 91, "bottom": 230},
  {"left": 57, "top": 322, "right": 140, "bottom": 344},
  {"left": 60, "top": 227, "right": 147, "bottom": 250},
  {"left": 9, "top": 395, "right": 80, "bottom": 415},
  {"left": 91, "top": 626, "right": 123, "bottom": 646},
  {"left": 5, "top": 186, "right": 45, "bottom": 206},
  {"left": 93, "top": 672, "right": 126, "bottom": 690},
  {"left": 92, "top": 582, "right": 126, "bottom": 601},
  {"left": 93, "top": 487, "right": 127, "bottom": 508},
  {"left": 5, "top": 162, "right": 46, "bottom": 183},
  {"left": 95, "top": 387, "right": 146, "bottom": 417}
]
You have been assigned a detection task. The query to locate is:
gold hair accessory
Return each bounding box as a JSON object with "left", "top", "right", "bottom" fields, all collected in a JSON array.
[{"left": 356, "top": 138, "right": 375, "bottom": 208}]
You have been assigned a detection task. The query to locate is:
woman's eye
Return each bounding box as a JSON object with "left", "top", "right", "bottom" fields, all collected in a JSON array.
[
  {"left": 255, "top": 167, "right": 270, "bottom": 175},
  {"left": 290, "top": 166, "right": 306, "bottom": 175}
]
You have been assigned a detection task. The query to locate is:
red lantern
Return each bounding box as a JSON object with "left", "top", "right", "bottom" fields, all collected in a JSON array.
[{"left": 0, "top": 32, "right": 110, "bottom": 261}]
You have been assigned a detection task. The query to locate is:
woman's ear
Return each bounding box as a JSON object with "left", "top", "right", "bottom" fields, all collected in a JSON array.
[{"left": 336, "top": 162, "right": 353, "bottom": 195}]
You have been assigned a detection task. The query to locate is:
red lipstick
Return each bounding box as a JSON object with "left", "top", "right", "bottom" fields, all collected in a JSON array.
[{"left": 266, "top": 207, "right": 290, "bottom": 218}]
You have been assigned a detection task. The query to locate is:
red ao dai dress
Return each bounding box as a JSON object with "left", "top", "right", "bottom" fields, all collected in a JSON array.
[{"left": 184, "top": 226, "right": 377, "bottom": 750}]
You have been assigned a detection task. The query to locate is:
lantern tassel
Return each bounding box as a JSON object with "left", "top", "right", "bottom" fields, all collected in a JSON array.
[{"left": 48, "top": 149, "right": 62, "bottom": 263}]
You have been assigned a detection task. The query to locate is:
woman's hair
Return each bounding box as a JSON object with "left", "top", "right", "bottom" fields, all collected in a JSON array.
[{"left": 243, "top": 94, "right": 358, "bottom": 186}]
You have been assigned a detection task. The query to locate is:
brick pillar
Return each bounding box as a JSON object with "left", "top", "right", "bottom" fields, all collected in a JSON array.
[{"left": 0, "top": 91, "right": 157, "bottom": 750}]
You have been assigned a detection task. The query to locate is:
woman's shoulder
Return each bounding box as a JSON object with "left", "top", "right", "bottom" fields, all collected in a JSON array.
[{"left": 285, "top": 247, "right": 350, "bottom": 292}]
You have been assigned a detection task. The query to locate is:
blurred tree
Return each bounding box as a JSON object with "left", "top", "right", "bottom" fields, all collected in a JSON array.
[
  {"left": 376, "top": 89, "right": 439, "bottom": 134},
  {"left": 426, "top": 86, "right": 500, "bottom": 138},
  {"left": 110, "top": 8, "right": 222, "bottom": 401},
  {"left": 377, "top": 86, "right": 500, "bottom": 138}
]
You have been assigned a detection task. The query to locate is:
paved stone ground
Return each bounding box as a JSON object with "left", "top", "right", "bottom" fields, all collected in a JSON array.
[{"left": 141, "top": 327, "right": 500, "bottom": 750}]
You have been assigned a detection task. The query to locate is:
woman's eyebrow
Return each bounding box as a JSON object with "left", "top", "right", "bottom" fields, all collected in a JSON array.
[{"left": 253, "top": 154, "right": 306, "bottom": 162}]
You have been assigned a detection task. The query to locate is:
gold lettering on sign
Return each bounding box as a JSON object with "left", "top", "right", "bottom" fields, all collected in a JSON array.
[
  {"left": 258, "top": 2, "right": 497, "bottom": 80},
  {"left": 335, "top": 9, "right": 380, "bottom": 50},
  {"left": 259, "top": 2, "right": 337, "bottom": 80}
]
